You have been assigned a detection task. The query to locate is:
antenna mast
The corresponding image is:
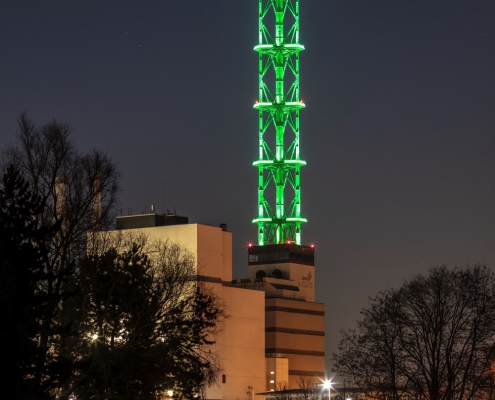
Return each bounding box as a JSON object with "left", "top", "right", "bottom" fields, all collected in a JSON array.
[{"left": 253, "top": 0, "right": 307, "bottom": 245}]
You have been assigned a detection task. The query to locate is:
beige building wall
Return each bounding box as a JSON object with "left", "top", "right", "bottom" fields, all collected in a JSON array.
[
  {"left": 117, "top": 223, "right": 229, "bottom": 280},
  {"left": 208, "top": 285, "right": 266, "bottom": 400},
  {"left": 266, "top": 357, "right": 289, "bottom": 391},
  {"left": 110, "top": 221, "right": 266, "bottom": 400},
  {"left": 265, "top": 298, "right": 325, "bottom": 388}
]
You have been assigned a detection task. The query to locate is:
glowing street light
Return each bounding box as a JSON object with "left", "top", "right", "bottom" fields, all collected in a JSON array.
[{"left": 323, "top": 379, "right": 332, "bottom": 400}]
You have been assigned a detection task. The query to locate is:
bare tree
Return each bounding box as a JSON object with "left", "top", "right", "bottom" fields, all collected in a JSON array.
[
  {"left": 1, "top": 112, "right": 120, "bottom": 262},
  {"left": 333, "top": 265, "right": 495, "bottom": 400},
  {"left": 333, "top": 289, "right": 413, "bottom": 400},
  {"left": 297, "top": 376, "right": 318, "bottom": 400},
  {"left": 397, "top": 266, "right": 495, "bottom": 400},
  {"left": 272, "top": 381, "right": 291, "bottom": 400}
]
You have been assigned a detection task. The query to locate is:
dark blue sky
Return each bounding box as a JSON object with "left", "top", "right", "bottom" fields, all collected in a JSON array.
[{"left": 1, "top": 0, "right": 494, "bottom": 372}]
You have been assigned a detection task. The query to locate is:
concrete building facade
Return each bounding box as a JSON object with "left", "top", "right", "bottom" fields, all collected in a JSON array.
[
  {"left": 113, "top": 214, "right": 266, "bottom": 400},
  {"left": 242, "top": 244, "right": 325, "bottom": 389},
  {"left": 109, "top": 213, "right": 325, "bottom": 397}
]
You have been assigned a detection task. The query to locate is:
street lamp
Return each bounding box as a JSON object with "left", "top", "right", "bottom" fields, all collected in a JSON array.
[{"left": 323, "top": 380, "right": 332, "bottom": 400}]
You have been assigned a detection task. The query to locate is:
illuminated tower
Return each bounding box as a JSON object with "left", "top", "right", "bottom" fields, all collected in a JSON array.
[{"left": 253, "top": 0, "right": 307, "bottom": 245}]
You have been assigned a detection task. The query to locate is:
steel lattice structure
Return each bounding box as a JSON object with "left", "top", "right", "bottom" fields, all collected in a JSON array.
[{"left": 253, "top": 0, "right": 307, "bottom": 245}]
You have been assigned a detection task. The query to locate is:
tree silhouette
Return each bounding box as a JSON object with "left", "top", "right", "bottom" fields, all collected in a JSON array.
[
  {"left": 0, "top": 165, "right": 66, "bottom": 399},
  {"left": 333, "top": 265, "right": 495, "bottom": 400},
  {"left": 62, "top": 239, "right": 225, "bottom": 400}
]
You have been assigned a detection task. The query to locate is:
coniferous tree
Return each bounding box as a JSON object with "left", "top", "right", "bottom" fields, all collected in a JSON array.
[{"left": 0, "top": 165, "right": 63, "bottom": 399}]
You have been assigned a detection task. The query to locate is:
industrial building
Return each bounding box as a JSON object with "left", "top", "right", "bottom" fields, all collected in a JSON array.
[
  {"left": 111, "top": 212, "right": 324, "bottom": 399},
  {"left": 240, "top": 244, "right": 325, "bottom": 390},
  {"left": 113, "top": 213, "right": 266, "bottom": 400}
]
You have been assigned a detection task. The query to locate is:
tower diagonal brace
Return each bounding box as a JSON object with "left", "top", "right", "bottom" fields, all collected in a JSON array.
[{"left": 253, "top": 0, "right": 307, "bottom": 246}]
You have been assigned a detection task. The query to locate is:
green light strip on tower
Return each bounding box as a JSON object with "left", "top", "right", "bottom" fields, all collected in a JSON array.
[{"left": 253, "top": 0, "right": 307, "bottom": 245}]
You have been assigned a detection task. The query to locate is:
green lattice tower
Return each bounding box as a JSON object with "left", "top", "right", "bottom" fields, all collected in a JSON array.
[{"left": 253, "top": 0, "right": 307, "bottom": 245}]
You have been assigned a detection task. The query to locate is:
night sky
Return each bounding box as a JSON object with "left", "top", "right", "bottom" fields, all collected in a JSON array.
[{"left": 1, "top": 1, "right": 494, "bottom": 374}]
